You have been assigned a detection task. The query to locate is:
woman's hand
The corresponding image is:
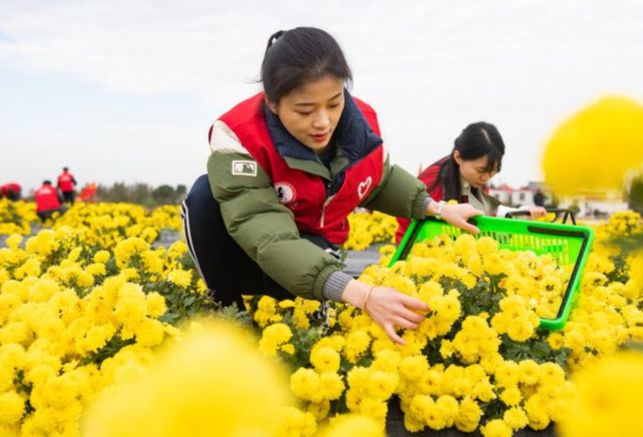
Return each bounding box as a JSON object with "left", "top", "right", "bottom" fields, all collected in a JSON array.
[
  {"left": 341, "top": 280, "right": 428, "bottom": 345},
  {"left": 365, "top": 286, "right": 428, "bottom": 344},
  {"left": 524, "top": 205, "right": 548, "bottom": 219},
  {"left": 431, "top": 202, "right": 484, "bottom": 235}
]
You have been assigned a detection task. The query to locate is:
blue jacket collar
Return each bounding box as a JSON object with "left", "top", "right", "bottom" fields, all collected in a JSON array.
[{"left": 264, "top": 90, "right": 382, "bottom": 165}]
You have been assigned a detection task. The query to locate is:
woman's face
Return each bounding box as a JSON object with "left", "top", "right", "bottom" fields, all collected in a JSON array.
[
  {"left": 266, "top": 75, "right": 345, "bottom": 155},
  {"left": 454, "top": 150, "right": 499, "bottom": 188}
]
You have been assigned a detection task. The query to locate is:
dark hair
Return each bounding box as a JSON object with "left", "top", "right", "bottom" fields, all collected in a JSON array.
[
  {"left": 43, "top": 180, "right": 52, "bottom": 185},
  {"left": 430, "top": 122, "right": 505, "bottom": 201},
  {"left": 63, "top": 167, "right": 69, "bottom": 171},
  {"left": 260, "top": 27, "right": 352, "bottom": 103}
]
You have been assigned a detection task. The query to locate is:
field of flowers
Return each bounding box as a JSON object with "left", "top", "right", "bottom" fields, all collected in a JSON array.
[{"left": 0, "top": 196, "right": 642, "bottom": 437}]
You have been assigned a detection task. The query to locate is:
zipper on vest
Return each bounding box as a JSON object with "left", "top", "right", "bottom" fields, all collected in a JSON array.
[{"left": 319, "top": 195, "right": 335, "bottom": 228}]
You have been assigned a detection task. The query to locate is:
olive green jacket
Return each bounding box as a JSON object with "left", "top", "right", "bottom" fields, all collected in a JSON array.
[{"left": 207, "top": 120, "right": 428, "bottom": 301}]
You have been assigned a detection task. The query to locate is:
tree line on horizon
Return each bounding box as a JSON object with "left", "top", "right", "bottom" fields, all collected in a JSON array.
[
  {"left": 95, "top": 182, "right": 187, "bottom": 207},
  {"left": 92, "top": 178, "right": 643, "bottom": 213}
]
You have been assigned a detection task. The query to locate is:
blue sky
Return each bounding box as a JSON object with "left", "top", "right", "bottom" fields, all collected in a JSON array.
[{"left": 1, "top": 0, "right": 642, "bottom": 193}]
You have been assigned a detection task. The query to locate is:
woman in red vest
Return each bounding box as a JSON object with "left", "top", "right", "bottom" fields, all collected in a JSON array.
[
  {"left": 396, "top": 122, "right": 547, "bottom": 244},
  {"left": 1, "top": 183, "right": 22, "bottom": 201},
  {"left": 35, "top": 180, "right": 67, "bottom": 221},
  {"left": 182, "top": 27, "right": 483, "bottom": 344},
  {"left": 57, "top": 167, "right": 78, "bottom": 206}
]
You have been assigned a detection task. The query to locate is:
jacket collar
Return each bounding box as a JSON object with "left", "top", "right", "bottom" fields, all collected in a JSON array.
[{"left": 263, "top": 89, "right": 382, "bottom": 166}]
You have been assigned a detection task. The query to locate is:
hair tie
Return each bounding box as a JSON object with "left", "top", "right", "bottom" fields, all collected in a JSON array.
[{"left": 270, "top": 30, "right": 287, "bottom": 46}]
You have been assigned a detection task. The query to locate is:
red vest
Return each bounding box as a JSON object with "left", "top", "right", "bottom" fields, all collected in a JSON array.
[
  {"left": 35, "top": 185, "right": 61, "bottom": 212},
  {"left": 395, "top": 157, "right": 496, "bottom": 244},
  {"left": 218, "top": 93, "right": 384, "bottom": 244},
  {"left": 395, "top": 163, "right": 444, "bottom": 244},
  {"left": 58, "top": 173, "right": 75, "bottom": 192},
  {"left": 1, "top": 183, "right": 21, "bottom": 197}
]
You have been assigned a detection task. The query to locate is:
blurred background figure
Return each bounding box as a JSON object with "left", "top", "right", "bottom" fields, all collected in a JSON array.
[
  {"left": 57, "top": 166, "right": 78, "bottom": 206},
  {"left": 396, "top": 122, "right": 547, "bottom": 244},
  {"left": 35, "top": 180, "right": 67, "bottom": 221},
  {"left": 0, "top": 182, "right": 22, "bottom": 201},
  {"left": 79, "top": 182, "right": 98, "bottom": 203},
  {"left": 534, "top": 188, "right": 546, "bottom": 207}
]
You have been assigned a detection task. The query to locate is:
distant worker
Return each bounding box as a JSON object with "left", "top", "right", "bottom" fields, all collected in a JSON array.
[
  {"left": 533, "top": 188, "right": 546, "bottom": 207},
  {"left": 0, "top": 182, "right": 22, "bottom": 201},
  {"left": 57, "top": 167, "right": 78, "bottom": 206},
  {"left": 79, "top": 182, "right": 97, "bottom": 203},
  {"left": 35, "top": 180, "right": 67, "bottom": 221}
]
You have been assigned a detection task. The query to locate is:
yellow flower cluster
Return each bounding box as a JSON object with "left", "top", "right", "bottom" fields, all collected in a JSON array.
[
  {"left": 251, "top": 211, "right": 643, "bottom": 436},
  {"left": 83, "top": 321, "right": 294, "bottom": 437},
  {"left": 0, "top": 203, "right": 217, "bottom": 436},
  {"left": 81, "top": 319, "right": 381, "bottom": 437},
  {"left": 254, "top": 296, "right": 321, "bottom": 330},
  {"left": 343, "top": 211, "right": 399, "bottom": 251},
  {"left": 542, "top": 96, "right": 643, "bottom": 195},
  {"left": 0, "top": 200, "right": 37, "bottom": 236},
  {"left": 557, "top": 211, "right": 643, "bottom": 372},
  {"left": 557, "top": 349, "right": 643, "bottom": 437},
  {"left": 0, "top": 265, "right": 171, "bottom": 435},
  {"left": 1, "top": 198, "right": 641, "bottom": 436},
  {"left": 385, "top": 233, "right": 569, "bottom": 320},
  {"left": 52, "top": 203, "right": 181, "bottom": 249}
]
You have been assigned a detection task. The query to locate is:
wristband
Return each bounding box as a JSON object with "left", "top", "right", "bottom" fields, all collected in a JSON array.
[
  {"left": 435, "top": 200, "right": 447, "bottom": 221},
  {"left": 363, "top": 286, "right": 376, "bottom": 312}
]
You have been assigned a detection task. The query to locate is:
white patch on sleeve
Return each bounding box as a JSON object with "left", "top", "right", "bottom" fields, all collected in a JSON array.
[
  {"left": 231, "top": 160, "right": 258, "bottom": 177},
  {"left": 209, "top": 120, "right": 250, "bottom": 155}
]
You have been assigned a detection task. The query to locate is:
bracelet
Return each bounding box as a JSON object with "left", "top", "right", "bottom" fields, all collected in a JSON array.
[
  {"left": 435, "top": 200, "right": 447, "bottom": 220},
  {"left": 363, "top": 286, "right": 376, "bottom": 313}
]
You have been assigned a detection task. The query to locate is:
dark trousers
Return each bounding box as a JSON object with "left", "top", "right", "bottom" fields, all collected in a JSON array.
[
  {"left": 181, "top": 175, "right": 338, "bottom": 308},
  {"left": 6, "top": 189, "right": 21, "bottom": 201},
  {"left": 37, "top": 206, "right": 68, "bottom": 222},
  {"left": 62, "top": 191, "right": 75, "bottom": 206}
]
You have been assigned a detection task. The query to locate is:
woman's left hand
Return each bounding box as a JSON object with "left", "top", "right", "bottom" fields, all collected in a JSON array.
[
  {"left": 524, "top": 206, "right": 547, "bottom": 219},
  {"left": 437, "top": 203, "right": 485, "bottom": 235}
]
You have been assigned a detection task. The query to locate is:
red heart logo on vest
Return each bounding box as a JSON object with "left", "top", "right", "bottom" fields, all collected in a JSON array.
[{"left": 358, "top": 176, "right": 372, "bottom": 200}]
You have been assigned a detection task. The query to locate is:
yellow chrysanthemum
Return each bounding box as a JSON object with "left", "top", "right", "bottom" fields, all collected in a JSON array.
[
  {"left": 543, "top": 96, "right": 643, "bottom": 195},
  {"left": 480, "top": 418, "right": 512, "bottom": 437},
  {"left": 0, "top": 391, "right": 25, "bottom": 424},
  {"left": 83, "top": 321, "right": 291, "bottom": 437},
  {"left": 558, "top": 350, "right": 643, "bottom": 437},
  {"left": 310, "top": 346, "right": 341, "bottom": 374}
]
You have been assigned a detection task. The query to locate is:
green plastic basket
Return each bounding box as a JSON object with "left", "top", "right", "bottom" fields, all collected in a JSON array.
[{"left": 389, "top": 216, "right": 595, "bottom": 330}]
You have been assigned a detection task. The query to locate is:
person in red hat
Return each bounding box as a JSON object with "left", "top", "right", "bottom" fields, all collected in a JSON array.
[
  {"left": 0, "top": 183, "right": 22, "bottom": 201},
  {"left": 57, "top": 167, "right": 78, "bottom": 206},
  {"left": 35, "top": 180, "right": 67, "bottom": 221}
]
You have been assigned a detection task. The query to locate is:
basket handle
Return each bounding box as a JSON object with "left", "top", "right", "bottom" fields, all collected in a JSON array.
[{"left": 505, "top": 208, "right": 576, "bottom": 225}]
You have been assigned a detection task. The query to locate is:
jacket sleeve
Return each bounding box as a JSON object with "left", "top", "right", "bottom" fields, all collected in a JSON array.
[
  {"left": 359, "top": 152, "right": 430, "bottom": 219},
  {"left": 207, "top": 121, "right": 344, "bottom": 301}
]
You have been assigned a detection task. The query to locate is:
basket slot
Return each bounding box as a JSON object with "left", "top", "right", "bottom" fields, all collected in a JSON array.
[
  {"left": 445, "top": 225, "right": 462, "bottom": 239},
  {"left": 480, "top": 230, "right": 494, "bottom": 240},
  {"left": 542, "top": 238, "right": 570, "bottom": 265}
]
